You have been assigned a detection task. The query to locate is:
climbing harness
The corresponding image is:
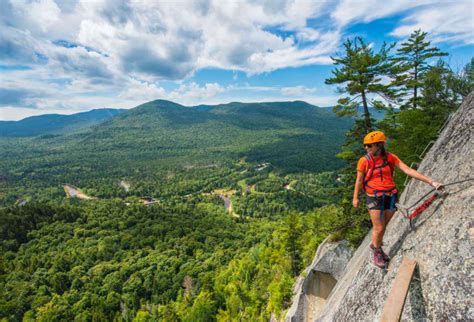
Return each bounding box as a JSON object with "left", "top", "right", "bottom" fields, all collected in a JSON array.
[
  {"left": 363, "top": 153, "right": 397, "bottom": 221},
  {"left": 397, "top": 178, "right": 474, "bottom": 230}
]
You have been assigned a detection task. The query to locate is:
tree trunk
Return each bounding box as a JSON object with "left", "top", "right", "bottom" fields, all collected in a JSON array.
[
  {"left": 414, "top": 63, "right": 418, "bottom": 109},
  {"left": 361, "top": 90, "right": 371, "bottom": 133}
]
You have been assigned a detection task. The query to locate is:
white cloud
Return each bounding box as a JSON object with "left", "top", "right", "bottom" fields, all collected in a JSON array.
[
  {"left": 331, "top": 0, "right": 435, "bottom": 27},
  {"left": 27, "top": 0, "right": 62, "bottom": 32},
  {"left": 331, "top": 0, "right": 473, "bottom": 45},
  {"left": 2, "top": 0, "right": 339, "bottom": 79},
  {"left": 296, "top": 28, "right": 322, "bottom": 42},
  {"left": 246, "top": 30, "right": 338, "bottom": 74},
  {"left": 2, "top": 0, "right": 472, "bottom": 82},
  {"left": 5, "top": 0, "right": 80, "bottom": 39},
  {"left": 281, "top": 86, "right": 317, "bottom": 96},
  {"left": 391, "top": 1, "right": 474, "bottom": 44},
  {"left": 118, "top": 79, "right": 166, "bottom": 101},
  {"left": 169, "top": 82, "right": 225, "bottom": 103}
]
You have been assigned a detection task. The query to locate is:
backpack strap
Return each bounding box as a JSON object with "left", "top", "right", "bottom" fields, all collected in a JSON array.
[{"left": 363, "top": 154, "right": 375, "bottom": 191}]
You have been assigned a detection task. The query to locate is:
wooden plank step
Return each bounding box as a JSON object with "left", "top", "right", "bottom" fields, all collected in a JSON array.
[{"left": 380, "top": 257, "right": 417, "bottom": 322}]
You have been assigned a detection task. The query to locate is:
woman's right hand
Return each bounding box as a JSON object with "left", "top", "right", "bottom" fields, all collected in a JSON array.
[
  {"left": 430, "top": 181, "right": 444, "bottom": 190},
  {"left": 353, "top": 198, "right": 359, "bottom": 208}
]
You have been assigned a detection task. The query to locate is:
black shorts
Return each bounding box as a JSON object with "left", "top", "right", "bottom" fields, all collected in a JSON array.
[{"left": 366, "top": 193, "right": 398, "bottom": 211}]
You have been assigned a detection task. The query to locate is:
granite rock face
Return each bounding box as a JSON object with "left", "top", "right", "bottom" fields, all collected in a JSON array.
[
  {"left": 309, "top": 239, "right": 353, "bottom": 281},
  {"left": 317, "top": 92, "right": 474, "bottom": 321},
  {"left": 285, "top": 238, "right": 353, "bottom": 322}
]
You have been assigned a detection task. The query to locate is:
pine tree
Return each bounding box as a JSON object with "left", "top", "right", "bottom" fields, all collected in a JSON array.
[
  {"left": 392, "top": 29, "right": 448, "bottom": 109},
  {"left": 325, "top": 37, "right": 397, "bottom": 133},
  {"left": 324, "top": 38, "right": 398, "bottom": 244}
]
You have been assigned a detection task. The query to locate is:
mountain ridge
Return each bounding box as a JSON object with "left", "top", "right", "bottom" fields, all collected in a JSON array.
[
  {"left": 0, "top": 108, "right": 125, "bottom": 137},
  {"left": 0, "top": 99, "right": 387, "bottom": 138}
]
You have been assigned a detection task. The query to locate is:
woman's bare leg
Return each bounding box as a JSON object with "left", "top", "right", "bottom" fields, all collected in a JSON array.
[
  {"left": 369, "top": 209, "right": 385, "bottom": 248},
  {"left": 381, "top": 209, "right": 396, "bottom": 235}
]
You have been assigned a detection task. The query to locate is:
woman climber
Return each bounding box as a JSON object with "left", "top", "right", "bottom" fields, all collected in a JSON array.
[{"left": 352, "top": 131, "right": 443, "bottom": 269}]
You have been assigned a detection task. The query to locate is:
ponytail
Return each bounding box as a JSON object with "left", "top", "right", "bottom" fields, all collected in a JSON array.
[{"left": 380, "top": 144, "right": 387, "bottom": 158}]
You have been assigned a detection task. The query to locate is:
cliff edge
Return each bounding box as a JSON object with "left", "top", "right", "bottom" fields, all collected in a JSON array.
[{"left": 313, "top": 92, "right": 474, "bottom": 321}]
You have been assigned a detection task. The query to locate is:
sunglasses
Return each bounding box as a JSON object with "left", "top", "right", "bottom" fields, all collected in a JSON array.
[{"left": 364, "top": 144, "right": 374, "bottom": 148}]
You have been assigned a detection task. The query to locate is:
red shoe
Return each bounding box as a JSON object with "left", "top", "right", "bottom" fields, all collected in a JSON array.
[
  {"left": 370, "top": 244, "right": 390, "bottom": 262},
  {"left": 370, "top": 244, "right": 389, "bottom": 269}
]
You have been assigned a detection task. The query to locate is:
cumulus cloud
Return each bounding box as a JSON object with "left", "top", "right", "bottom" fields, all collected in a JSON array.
[
  {"left": 118, "top": 79, "right": 166, "bottom": 101},
  {"left": 0, "top": 65, "right": 122, "bottom": 113},
  {"left": 169, "top": 83, "right": 225, "bottom": 102},
  {"left": 245, "top": 30, "right": 338, "bottom": 73},
  {"left": 121, "top": 33, "right": 202, "bottom": 80},
  {"left": 67, "top": 1, "right": 340, "bottom": 79}
]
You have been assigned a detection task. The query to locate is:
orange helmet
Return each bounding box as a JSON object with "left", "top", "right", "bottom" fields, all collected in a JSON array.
[{"left": 363, "top": 131, "right": 386, "bottom": 144}]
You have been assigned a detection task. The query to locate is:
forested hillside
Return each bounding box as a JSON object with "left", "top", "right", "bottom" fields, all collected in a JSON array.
[
  {"left": 0, "top": 100, "right": 352, "bottom": 204},
  {"left": 80, "top": 99, "right": 351, "bottom": 172}
]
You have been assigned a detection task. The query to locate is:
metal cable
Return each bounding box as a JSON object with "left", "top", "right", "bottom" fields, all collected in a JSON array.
[{"left": 401, "top": 178, "right": 474, "bottom": 211}]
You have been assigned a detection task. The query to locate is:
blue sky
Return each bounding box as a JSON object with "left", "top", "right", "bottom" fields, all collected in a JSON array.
[{"left": 0, "top": 0, "right": 473, "bottom": 120}]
